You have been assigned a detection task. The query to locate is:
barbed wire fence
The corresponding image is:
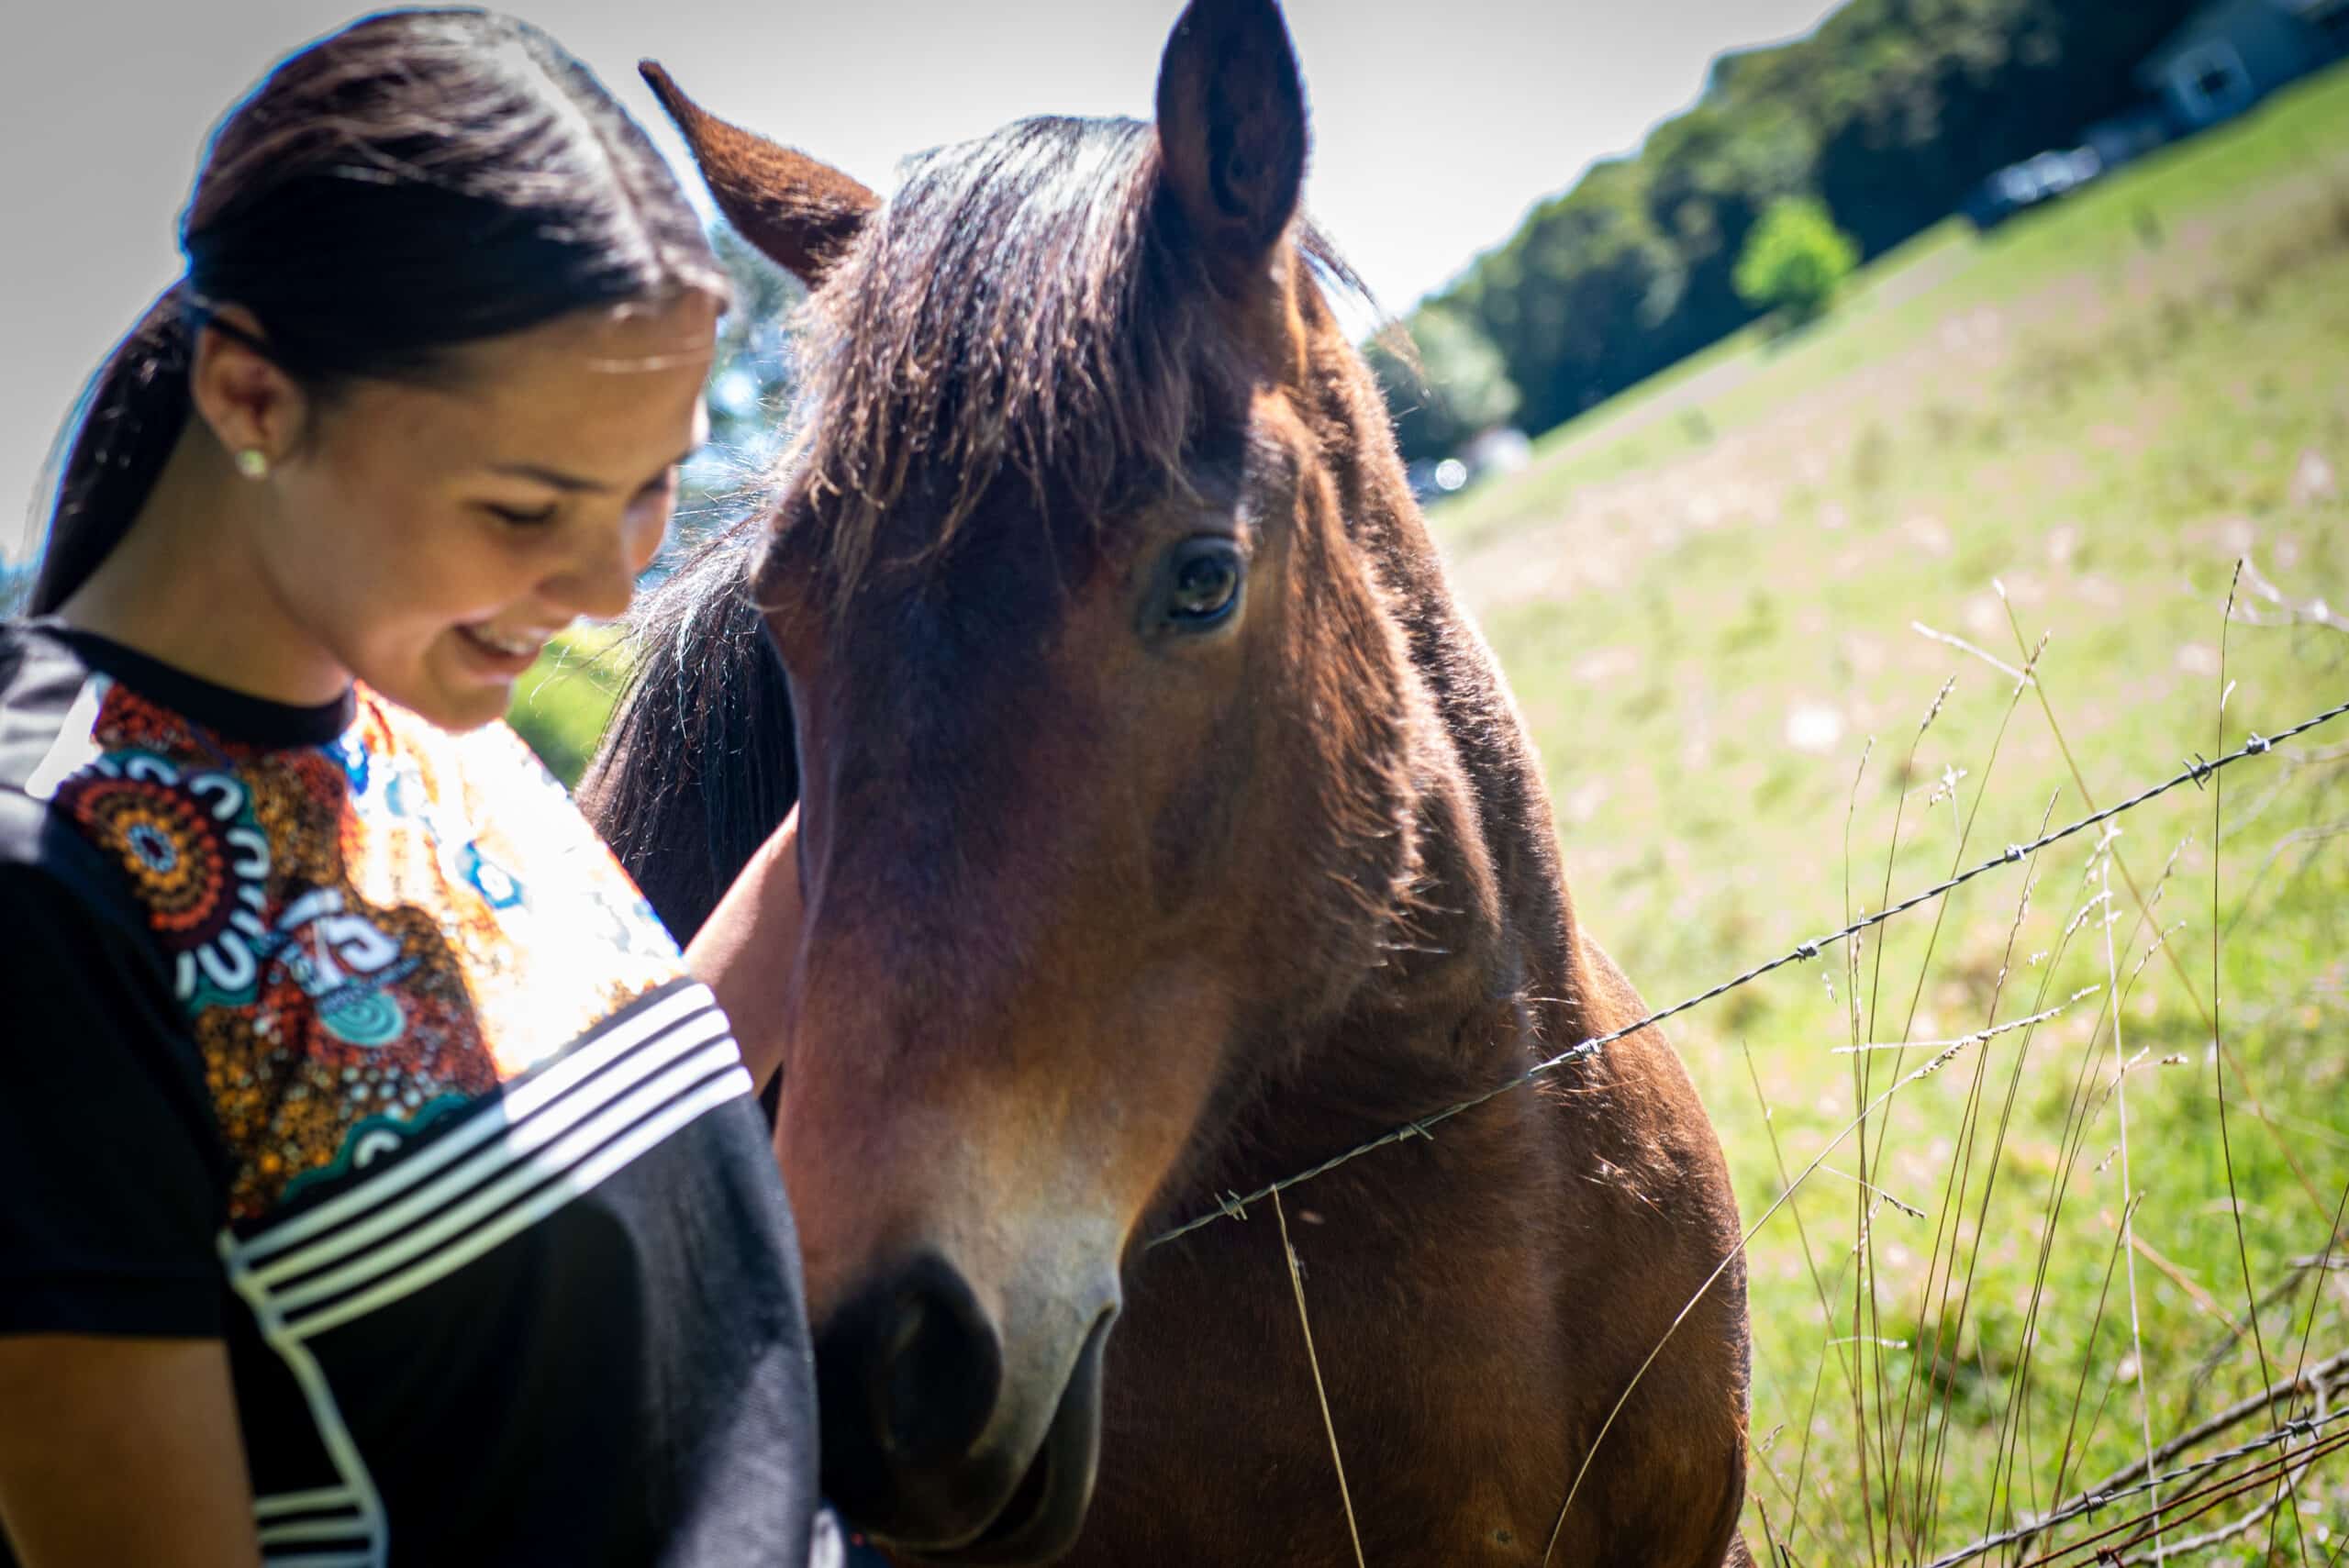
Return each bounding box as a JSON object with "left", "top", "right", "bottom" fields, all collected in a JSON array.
[
  {"left": 1922, "top": 1348, "right": 2349, "bottom": 1568},
  {"left": 1151, "top": 684, "right": 2349, "bottom": 1566},
  {"left": 1152, "top": 692, "right": 2349, "bottom": 1251}
]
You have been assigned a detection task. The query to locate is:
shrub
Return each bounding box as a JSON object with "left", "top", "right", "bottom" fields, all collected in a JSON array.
[
  {"left": 1732, "top": 196, "right": 1860, "bottom": 327},
  {"left": 1369, "top": 305, "right": 1523, "bottom": 464}
]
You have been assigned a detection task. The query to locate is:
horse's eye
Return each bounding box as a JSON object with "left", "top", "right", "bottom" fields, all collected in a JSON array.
[{"left": 1163, "top": 539, "right": 1244, "bottom": 628}]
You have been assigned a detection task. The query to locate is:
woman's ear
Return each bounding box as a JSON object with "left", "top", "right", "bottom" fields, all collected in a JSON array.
[{"left": 186, "top": 306, "right": 309, "bottom": 473}]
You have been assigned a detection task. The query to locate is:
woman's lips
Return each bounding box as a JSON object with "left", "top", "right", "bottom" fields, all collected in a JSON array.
[{"left": 455, "top": 622, "right": 550, "bottom": 677}]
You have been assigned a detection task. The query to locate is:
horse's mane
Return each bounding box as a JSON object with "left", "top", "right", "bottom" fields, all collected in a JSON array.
[
  {"left": 784, "top": 116, "right": 1191, "bottom": 592},
  {"left": 576, "top": 518, "right": 794, "bottom": 940}
]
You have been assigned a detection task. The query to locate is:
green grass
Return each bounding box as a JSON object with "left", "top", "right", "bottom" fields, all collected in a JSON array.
[
  {"left": 1440, "top": 60, "right": 2349, "bottom": 1565},
  {"left": 505, "top": 622, "right": 629, "bottom": 787}
]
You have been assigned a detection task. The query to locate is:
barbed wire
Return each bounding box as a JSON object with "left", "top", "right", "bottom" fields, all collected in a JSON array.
[
  {"left": 1912, "top": 1347, "right": 2349, "bottom": 1566},
  {"left": 1152, "top": 693, "right": 2349, "bottom": 1248},
  {"left": 1924, "top": 1409, "right": 2349, "bottom": 1567},
  {"left": 2025, "top": 1425, "right": 2349, "bottom": 1568}
]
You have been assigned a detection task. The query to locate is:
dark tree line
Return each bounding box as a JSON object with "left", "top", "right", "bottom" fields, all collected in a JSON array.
[{"left": 1386, "top": 0, "right": 2208, "bottom": 455}]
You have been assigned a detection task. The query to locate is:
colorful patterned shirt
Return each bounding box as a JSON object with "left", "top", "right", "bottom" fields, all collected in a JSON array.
[{"left": 0, "top": 619, "right": 820, "bottom": 1566}]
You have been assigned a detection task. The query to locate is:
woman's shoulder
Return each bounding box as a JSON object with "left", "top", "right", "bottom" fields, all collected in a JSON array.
[
  {"left": 348, "top": 685, "right": 667, "bottom": 943},
  {"left": 0, "top": 621, "right": 185, "bottom": 1026},
  {"left": 0, "top": 619, "right": 130, "bottom": 894},
  {"left": 0, "top": 617, "right": 104, "bottom": 792}
]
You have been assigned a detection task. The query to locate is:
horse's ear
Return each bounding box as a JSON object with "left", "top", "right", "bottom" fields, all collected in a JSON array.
[
  {"left": 640, "top": 61, "right": 878, "bottom": 288},
  {"left": 1152, "top": 0, "right": 1308, "bottom": 295}
]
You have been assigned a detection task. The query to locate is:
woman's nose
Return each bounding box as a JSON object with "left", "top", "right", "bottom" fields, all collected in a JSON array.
[
  {"left": 547, "top": 505, "right": 664, "bottom": 621},
  {"left": 545, "top": 547, "right": 635, "bottom": 622}
]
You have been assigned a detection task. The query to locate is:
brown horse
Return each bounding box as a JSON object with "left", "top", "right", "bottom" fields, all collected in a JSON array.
[{"left": 584, "top": 2, "right": 1753, "bottom": 1562}]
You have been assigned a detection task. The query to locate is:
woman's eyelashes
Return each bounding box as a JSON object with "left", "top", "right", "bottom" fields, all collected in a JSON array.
[
  {"left": 629, "top": 467, "right": 683, "bottom": 520},
  {"left": 482, "top": 462, "right": 681, "bottom": 529}
]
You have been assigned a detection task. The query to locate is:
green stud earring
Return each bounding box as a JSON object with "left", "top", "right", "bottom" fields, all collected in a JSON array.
[{"left": 235, "top": 449, "right": 270, "bottom": 481}]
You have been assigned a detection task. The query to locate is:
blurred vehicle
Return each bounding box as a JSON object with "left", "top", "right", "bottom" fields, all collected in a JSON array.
[
  {"left": 1408, "top": 428, "right": 1532, "bottom": 506},
  {"left": 1458, "top": 425, "right": 1533, "bottom": 480},
  {"left": 2082, "top": 105, "right": 2175, "bottom": 172},
  {"left": 1962, "top": 147, "right": 2104, "bottom": 230},
  {"left": 1968, "top": 0, "right": 2347, "bottom": 233}
]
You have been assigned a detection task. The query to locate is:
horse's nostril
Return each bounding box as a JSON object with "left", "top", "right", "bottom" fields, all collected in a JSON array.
[{"left": 874, "top": 1262, "right": 1001, "bottom": 1467}]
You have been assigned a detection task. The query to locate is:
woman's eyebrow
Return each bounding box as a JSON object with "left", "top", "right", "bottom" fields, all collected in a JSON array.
[
  {"left": 491, "top": 446, "right": 699, "bottom": 495},
  {"left": 491, "top": 462, "right": 611, "bottom": 495}
]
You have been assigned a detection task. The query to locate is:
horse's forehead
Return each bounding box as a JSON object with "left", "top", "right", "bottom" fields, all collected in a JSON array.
[{"left": 828, "top": 513, "right": 1083, "bottom": 697}]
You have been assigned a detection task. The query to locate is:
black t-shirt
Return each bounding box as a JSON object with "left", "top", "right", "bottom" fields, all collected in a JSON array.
[{"left": 0, "top": 618, "right": 823, "bottom": 1566}]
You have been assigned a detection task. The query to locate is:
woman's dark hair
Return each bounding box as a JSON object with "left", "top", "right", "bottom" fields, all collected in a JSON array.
[{"left": 28, "top": 6, "right": 729, "bottom": 614}]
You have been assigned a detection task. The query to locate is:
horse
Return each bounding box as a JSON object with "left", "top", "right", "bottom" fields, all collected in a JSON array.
[{"left": 582, "top": 2, "right": 1753, "bottom": 1562}]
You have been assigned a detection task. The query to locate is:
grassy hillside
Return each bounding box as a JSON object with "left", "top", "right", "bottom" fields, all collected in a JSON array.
[{"left": 1436, "top": 61, "right": 2349, "bottom": 1564}]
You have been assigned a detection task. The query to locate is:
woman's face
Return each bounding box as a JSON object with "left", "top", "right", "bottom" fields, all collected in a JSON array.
[{"left": 254, "top": 293, "right": 718, "bottom": 732}]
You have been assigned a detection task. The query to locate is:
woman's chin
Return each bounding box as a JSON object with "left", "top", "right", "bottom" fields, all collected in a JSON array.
[
  {"left": 367, "top": 651, "right": 519, "bottom": 734},
  {"left": 430, "top": 680, "right": 520, "bottom": 733}
]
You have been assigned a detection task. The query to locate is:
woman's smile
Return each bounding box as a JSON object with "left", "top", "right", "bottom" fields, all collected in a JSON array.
[{"left": 455, "top": 620, "right": 558, "bottom": 677}]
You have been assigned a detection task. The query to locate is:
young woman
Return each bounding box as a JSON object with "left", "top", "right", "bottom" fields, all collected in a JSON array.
[{"left": 0, "top": 12, "right": 824, "bottom": 1564}]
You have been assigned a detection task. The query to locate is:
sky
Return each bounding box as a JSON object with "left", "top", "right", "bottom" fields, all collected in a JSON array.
[{"left": 1, "top": 0, "right": 1844, "bottom": 561}]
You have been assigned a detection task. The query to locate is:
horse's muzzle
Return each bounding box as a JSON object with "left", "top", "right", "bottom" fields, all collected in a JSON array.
[
  {"left": 818, "top": 1254, "right": 1117, "bottom": 1564},
  {"left": 940, "top": 1312, "right": 1113, "bottom": 1563}
]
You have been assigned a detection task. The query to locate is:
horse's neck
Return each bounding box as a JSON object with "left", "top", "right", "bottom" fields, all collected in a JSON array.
[
  {"left": 1382, "top": 499, "right": 1579, "bottom": 1017},
  {"left": 1286, "top": 490, "right": 1586, "bottom": 1126}
]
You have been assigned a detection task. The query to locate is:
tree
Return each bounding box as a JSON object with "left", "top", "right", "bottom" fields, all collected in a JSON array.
[
  {"left": 1368, "top": 305, "right": 1521, "bottom": 464},
  {"left": 1448, "top": 158, "right": 1687, "bottom": 434},
  {"left": 665, "top": 220, "right": 806, "bottom": 564},
  {"left": 1732, "top": 196, "right": 1861, "bottom": 327},
  {"left": 1642, "top": 98, "right": 1819, "bottom": 346},
  {"left": 1399, "top": 0, "right": 2210, "bottom": 438}
]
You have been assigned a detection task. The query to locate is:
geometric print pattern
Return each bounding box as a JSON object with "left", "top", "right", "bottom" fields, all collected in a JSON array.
[{"left": 50, "top": 678, "right": 687, "bottom": 1223}]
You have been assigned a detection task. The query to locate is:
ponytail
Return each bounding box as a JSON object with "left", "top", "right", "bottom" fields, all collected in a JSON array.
[{"left": 28, "top": 285, "right": 195, "bottom": 615}]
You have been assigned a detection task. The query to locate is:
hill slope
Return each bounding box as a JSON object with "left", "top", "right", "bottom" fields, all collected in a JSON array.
[{"left": 1439, "top": 61, "right": 2349, "bottom": 1562}]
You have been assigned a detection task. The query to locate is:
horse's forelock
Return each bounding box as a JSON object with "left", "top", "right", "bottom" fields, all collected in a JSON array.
[
  {"left": 776, "top": 113, "right": 1375, "bottom": 597},
  {"left": 776, "top": 117, "right": 1182, "bottom": 591}
]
